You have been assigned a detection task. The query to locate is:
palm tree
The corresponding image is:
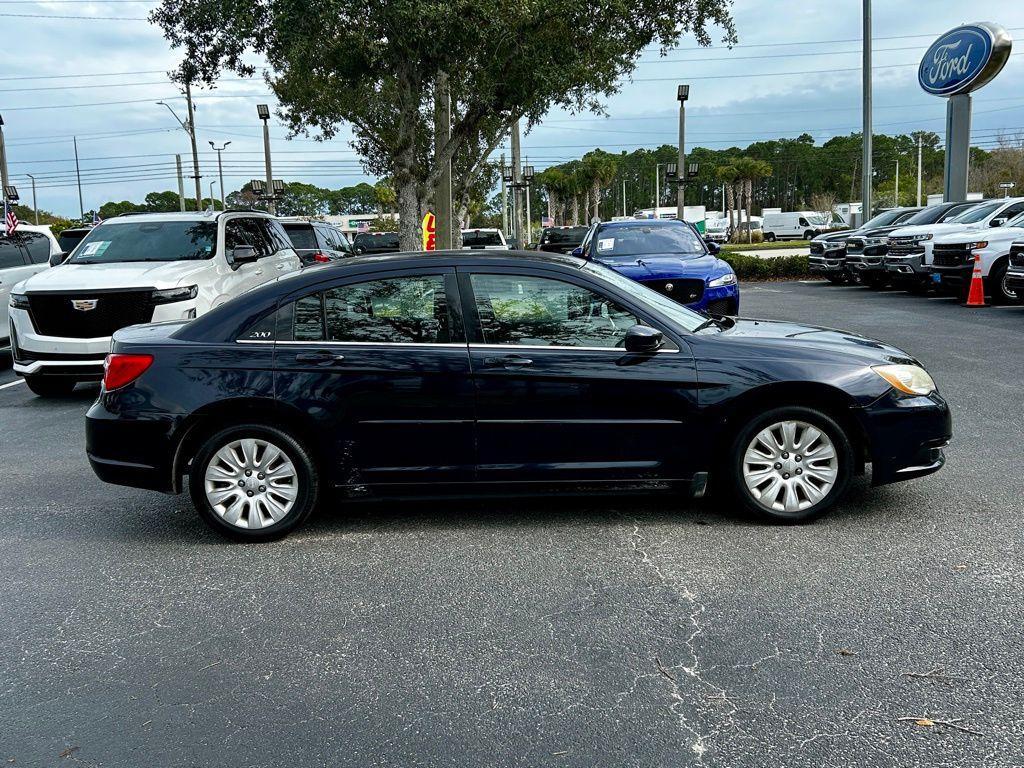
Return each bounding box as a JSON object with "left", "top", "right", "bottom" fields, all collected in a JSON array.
[
  {"left": 715, "top": 164, "right": 739, "bottom": 236},
  {"left": 582, "top": 150, "right": 619, "bottom": 221},
  {"left": 733, "top": 157, "right": 773, "bottom": 242}
]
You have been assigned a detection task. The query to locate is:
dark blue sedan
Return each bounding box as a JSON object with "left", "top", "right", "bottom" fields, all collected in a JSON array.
[
  {"left": 86, "top": 250, "right": 950, "bottom": 540},
  {"left": 575, "top": 219, "right": 739, "bottom": 315}
]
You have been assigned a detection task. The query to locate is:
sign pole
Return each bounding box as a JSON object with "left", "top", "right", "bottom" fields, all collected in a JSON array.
[{"left": 944, "top": 94, "right": 972, "bottom": 202}]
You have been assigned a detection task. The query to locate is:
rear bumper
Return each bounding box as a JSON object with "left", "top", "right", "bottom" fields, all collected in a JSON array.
[
  {"left": 86, "top": 401, "right": 179, "bottom": 493},
  {"left": 858, "top": 391, "right": 952, "bottom": 486}
]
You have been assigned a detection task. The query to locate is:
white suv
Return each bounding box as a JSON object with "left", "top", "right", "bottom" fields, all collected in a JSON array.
[
  {"left": 8, "top": 211, "right": 301, "bottom": 397},
  {"left": 1, "top": 224, "right": 62, "bottom": 348}
]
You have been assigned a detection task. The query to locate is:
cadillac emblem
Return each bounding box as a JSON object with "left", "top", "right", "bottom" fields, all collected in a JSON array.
[{"left": 71, "top": 299, "right": 98, "bottom": 312}]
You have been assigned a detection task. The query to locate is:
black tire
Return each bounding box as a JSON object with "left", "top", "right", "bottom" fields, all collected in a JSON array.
[
  {"left": 24, "top": 376, "right": 76, "bottom": 398},
  {"left": 906, "top": 279, "right": 930, "bottom": 295},
  {"left": 862, "top": 272, "right": 888, "bottom": 289},
  {"left": 988, "top": 261, "right": 1019, "bottom": 305},
  {"left": 826, "top": 274, "right": 847, "bottom": 285},
  {"left": 725, "top": 406, "right": 854, "bottom": 524},
  {"left": 803, "top": 230, "right": 815, "bottom": 241},
  {"left": 188, "top": 424, "right": 319, "bottom": 541},
  {"left": 765, "top": 232, "right": 776, "bottom": 242}
]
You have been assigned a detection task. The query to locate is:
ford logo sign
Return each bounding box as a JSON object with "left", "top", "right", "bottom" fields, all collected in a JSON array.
[{"left": 919, "top": 23, "right": 1012, "bottom": 97}]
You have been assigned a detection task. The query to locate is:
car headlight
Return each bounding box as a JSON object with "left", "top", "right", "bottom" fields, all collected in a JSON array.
[
  {"left": 873, "top": 364, "right": 936, "bottom": 396},
  {"left": 9, "top": 293, "right": 30, "bottom": 310},
  {"left": 913, "top": 234, "right": 933, "bottom": 242},
  {"left": 707, "top": 273, "right": 737, "bottom": 288},
  {"left": 965, "top": 241, "right": 988, "bottom": 251},
  {"left": 152, "top": 285, "right": 198, "bottom": 304}
]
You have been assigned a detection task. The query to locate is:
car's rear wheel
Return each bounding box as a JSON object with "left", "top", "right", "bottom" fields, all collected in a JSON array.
[
  {"left": 24, "top": 376, "right": 76, "bottom": 398},
  {"left": 189, "top": 424, "right": 319, "bottom": 541},
  {"left": 727, "top": 406, "right": 853, "bottom": 523},
  {"left": 765, "top": 232, "right": 776, "bottom": 242}
]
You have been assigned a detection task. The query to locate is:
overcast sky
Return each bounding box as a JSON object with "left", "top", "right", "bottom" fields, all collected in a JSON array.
[{"left": 2, "top": 1, "right": 1024, "bottom": 217}]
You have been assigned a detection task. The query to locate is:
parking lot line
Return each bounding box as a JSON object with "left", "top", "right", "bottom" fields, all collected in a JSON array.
[{"left": 0, "top": 379, "right": 25, "bottom": 390}]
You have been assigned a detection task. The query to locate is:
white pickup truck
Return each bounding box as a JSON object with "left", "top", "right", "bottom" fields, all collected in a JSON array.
[{"left": 930, "top": 206, "right": 1024, "bottom": 303}]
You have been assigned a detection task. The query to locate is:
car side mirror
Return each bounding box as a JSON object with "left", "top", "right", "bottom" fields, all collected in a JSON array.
[
  {"left": 624, "top": 325, "right": 663, "bottom": 353},
  {"left": 990, "top": 218, "right": 1007, "bottom": 227},
  {"left": 228, "top": 244, "right": 258, "bottom": 268},
  {"left": 704, "top": 240, "right": 721, "bottom": 255},
  {"left": 570, "top": 246, "right": 584, "bottom": 257},
  {"left": 49, "top": 251, "right": 67, "bottom": 268}
]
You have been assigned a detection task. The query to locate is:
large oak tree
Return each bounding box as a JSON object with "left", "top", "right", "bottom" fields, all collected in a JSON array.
[{"left": 152, "top": 0, "right": 736, "bottom": 249}]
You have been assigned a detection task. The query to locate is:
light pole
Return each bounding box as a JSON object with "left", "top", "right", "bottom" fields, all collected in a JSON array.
[
  {"left": 861, "top": 0, "right": 872, "bottom": 221},
  {"left": 916, "top": 135, "right": 923, "bottom": 207},
  {"left": 209, "top": 140, "right": 230, "bottom": 211},
  {"left": 257, "top": 104, "right": 275, "bottom": 215},
  {"left": 157, "top": 98, "right": 202, "bottom": 211},
  {"left": 26, "top": 173, "right": 37, "bottom": 224},
  {"left": 209, "top": 180, "right": 217, "bottom": 210},
  {"left": 676, "top": 84, "right": 689, "bottom": 221},
  {"left": 523, "top": 164, "right": 534, "bottom": 244},
  {"left": 0, "top": 113, "right": 9, "bottom": 194}
]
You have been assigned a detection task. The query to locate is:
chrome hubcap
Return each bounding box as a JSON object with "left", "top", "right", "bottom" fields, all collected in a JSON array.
[
  {"left": 204, "top": 438, "right": 298, "bottom": 529},
  {"left": 742, "top": 420, "right": 838, "bottom": 514}
]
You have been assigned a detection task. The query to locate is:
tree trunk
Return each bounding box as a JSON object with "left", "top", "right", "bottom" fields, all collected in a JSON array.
[
  {"left": 745, "top": 179, "right": 753, "bottom": 243},
  {"left": 725, "top": 184, "right": 734, "bottom": 236},
  {"left": 571, "top": 195, "right": 580, "bottom": 226},
  {"left": 397, "top": 177, "right": 421, "bottom": 251},
  {"left": 591, "top": 180, "right": 601, "bottom": 221}
]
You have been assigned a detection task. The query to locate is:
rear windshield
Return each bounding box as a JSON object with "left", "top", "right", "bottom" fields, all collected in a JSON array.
[
  {"left": 540, "top": 226, "right": 588, "bottom": 245},
  {"left": 861, "top": 209, "right": 909, "bottom": 229},
  {"left": 354, "top": 233, "right": 399, "bottom": 250},
  {"left": 282, "top": 223, "right": 318, "bottom": 250},
  {"left": 593, "top": 223, "right": 706, "bottom": 257},
  {"left": 902, "top": 206, "right": 954, "bottom": 225},
  {"left": 57, "top": 229, "right": 89, "bottom": 254},
  {"left": 462, "top": 230, "right": 503, "bottom": 247},
  {"left": 67, "top": 221, "right": 218, "bottom": 264}
]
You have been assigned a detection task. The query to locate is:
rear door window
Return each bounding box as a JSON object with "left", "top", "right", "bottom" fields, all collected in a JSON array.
[
  {"left": 283, "top": 223, "right": 317, "bottom": 251},
  {"left": 0, "top": 237, "right": 26, "bottom": 269}
]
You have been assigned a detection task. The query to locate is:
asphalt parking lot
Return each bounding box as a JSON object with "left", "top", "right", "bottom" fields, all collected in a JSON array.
[{"left": 2, "top": 281, "right": 1022, "bottom": 768}]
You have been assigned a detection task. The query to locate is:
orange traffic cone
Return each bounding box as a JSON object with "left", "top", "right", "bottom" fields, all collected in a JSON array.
[{"left": 964, "top": 254, "right": 988, "bottom": 307}]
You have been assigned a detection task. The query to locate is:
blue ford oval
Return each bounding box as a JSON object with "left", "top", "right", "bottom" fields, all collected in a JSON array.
[
  {"left": 575, "top": 219, "right": 739, "bottom": 315},
  {"left": 85, "top": 250, "right": 950, "bottom": 541}
]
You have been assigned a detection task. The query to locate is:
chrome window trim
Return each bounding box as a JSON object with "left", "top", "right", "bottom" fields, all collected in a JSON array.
[
  {"left": 236, "top": 339, "right": 679, "bottom": 353},
  {"left": 469, "top": 342, "right": 679, "bottom": 354}
]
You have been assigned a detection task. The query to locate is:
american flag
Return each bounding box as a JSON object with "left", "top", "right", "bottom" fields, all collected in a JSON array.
[{"left": 4, "top": 200, "right": 17, "bottom": 236}]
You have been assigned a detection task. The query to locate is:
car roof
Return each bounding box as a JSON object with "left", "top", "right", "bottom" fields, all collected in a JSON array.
[
  {"left": 333, "top": 249, "right": 585, "bottom": 269},
  {"left": 100, "top": 210, "right": 272, "bottom": 224},
  {"left": 597, "top": 218, "right": 687, "bottom": 229}
]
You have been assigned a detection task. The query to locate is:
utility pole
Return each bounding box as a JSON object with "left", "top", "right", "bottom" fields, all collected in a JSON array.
[
  {"left": 622, "top": 178, "right": 627, "bottom": 216},
  {"left": 921, "top": 134, "right": 929, "bottom": 207},
  {"left": 209, "top": 141, "right": 230, "bottom": 211},
  {"left": 26, "top": 173, "right": 37, "bottom": 224},
  {"left": 500, "top": 152, "right": 508, "bottom": 236},
  {"left": 257, "top": 104, "right": 275, "bottom": 215},
  {"left": 433, "top": 72, "right": 452, "bottom": 250},
  {"left": 175, "top": 154, "right": 186, "bottom": 211},
  {"left": 184, "top": 82, "right": 202, "bottom": 211},
  {"left": 511, "top": 119, "right": 522, "bottom": 241},
  {"left": 677, "top": 84, "right": 689, "bottom": 221},
  {"left": 73, "top": 136, "right": 84, "bottom": 221},
  {"left": 0, "top": 113, "right": 9, "bottom": 193},
  {"left": 861, "top": 0, "right": 873, "bottom": 219},
  {"left": 654, "top": 165, "right": 660, "bottom": 212},
  {"left": 524, "top": 159, "right": 532, "bottom": 245}
]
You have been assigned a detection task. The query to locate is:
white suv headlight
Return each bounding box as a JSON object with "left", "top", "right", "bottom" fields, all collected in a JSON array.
[
  {"left": 872, "top": 364, "right": 936, "bottom": 396},
  {"left": 913, "top": 234, "right": 933, "bottom": 242},
  {"left": 707, "top": 273, "right": 736, "bottom": 288}
]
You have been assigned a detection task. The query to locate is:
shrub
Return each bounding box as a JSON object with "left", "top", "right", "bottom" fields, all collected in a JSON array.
[
  {"left": 720, "top": 252, "right": 814, "bottom": 282},
  {"left": 728, "top": 229, "right": 764, "bottom": 244}
]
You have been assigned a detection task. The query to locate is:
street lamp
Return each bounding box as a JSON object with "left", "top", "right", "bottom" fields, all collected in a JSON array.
[
  {"left": 676, "top": 83, "right": 689, "bottom": 220},
  {"left": 157, "top": 99, "right": 202, "bottom": 210},
  {"left": 209, "top": 180, "right": 218, "bottom": 210},
  {"left": 208, "top": 140, "right": 230, "bottom": 211},
  {"left": 257, "top": 104, "right": 275, "bottom": 214}
]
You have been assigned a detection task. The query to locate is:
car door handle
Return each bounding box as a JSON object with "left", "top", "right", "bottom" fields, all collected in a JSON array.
[
  {"left": 294, "top": 351, "right": 345, "bottom": 365},
  {"left": 483, "top": 355, "right": 533, "bottom": 368},
  {"left": 275, "top": 263, "right": 287, "bottom": 270}
]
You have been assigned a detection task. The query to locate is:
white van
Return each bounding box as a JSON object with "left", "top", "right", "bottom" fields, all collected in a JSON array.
[
  {"left": 1, "top": 224, "right": 62, "bottom": 348},
  {"left": 761, "top": 211, "right": 830, "bottom": 242},
  {"left": 8, "top": 210, "right": 301, "bottom": 397}
]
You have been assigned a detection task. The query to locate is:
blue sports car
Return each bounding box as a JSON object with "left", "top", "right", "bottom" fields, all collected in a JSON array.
[{"left": 573, "top": 219, "right": 739, "bottom": 315}]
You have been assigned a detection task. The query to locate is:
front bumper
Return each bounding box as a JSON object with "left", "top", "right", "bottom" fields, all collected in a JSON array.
[
  {"left": 932, "top": 264, "right": 972, "bottom": 292},
  {"left": 858, "top": 390, "right": 952, "bottom": 486},
  {"left": 693, "top": 283, "right": 740, "bottom": 316},
  {"left": 808, "top": 253, "right": 846, "bottom": 273},
  {"left": 884, "top": 248, "right": 931, "bottom": 281},
  {"left": 1005, "top": 268, "right": 1024, "bottom": 293},
  {"left": 845, "top": 255, "right": 887, "bottom": 275}
]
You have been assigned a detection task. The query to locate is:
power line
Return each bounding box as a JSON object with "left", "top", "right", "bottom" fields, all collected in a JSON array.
[{"left": 0, "top": 11, "right": 149, "bottom": 19}]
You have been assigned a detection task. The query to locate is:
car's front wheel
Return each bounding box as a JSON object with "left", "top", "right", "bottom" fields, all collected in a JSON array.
[
  {"left": 189, "top": 424, "right": 319, "bottom": 541},
  {"left": 989, "top": 261, "right": 1019, "bottom": 305},
  {"left": 24, "top": 376, "right": 76, "bottom": 398},
  {"left": 727, "top": 406, "right": 853, "bottom": 523}
]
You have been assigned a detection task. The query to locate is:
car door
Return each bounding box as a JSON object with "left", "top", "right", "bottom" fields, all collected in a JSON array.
[
  {"left": 273, "top": 268, "right": 475, "bottom": 485},
  {"left": 0, "top": 235, "right": 42, "bottom": 332},
  {"left": 459, "top": 266, "right": 700, "bottom": 483}
]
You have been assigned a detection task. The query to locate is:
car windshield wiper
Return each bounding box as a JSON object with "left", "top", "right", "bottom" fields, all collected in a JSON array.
[{"left": 692, "top": 315, "right": 735, "bottom": 333}]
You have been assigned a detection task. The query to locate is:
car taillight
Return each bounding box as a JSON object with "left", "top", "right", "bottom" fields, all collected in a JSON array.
[
  {"left": 313, "top": 252, "right": 330, "bottom": 263},
  {"left": 103, "top": 353, "right": 154, "bottom": 391}
]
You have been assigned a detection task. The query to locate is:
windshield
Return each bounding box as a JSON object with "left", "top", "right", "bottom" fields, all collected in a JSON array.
[
  {"left": 949, "top": 201, "right": 1001, "bottom": 224},
  {"left": 540, "top": 226, "right": 588, "bottom": 245},
  {"left": 807, "top": 214, "right": 829, "bottom": 225},
  {"left": 354, "top": 233, "right": 399, "bottom": 250},
  {"left": 582, "top": 260, "right": 708, "bottom": 332},
  {"left": 462, "top": 230, "right": 504, "bottom": 247},
  {"left": 902, "top": 205, "right": 961, "bottom": 225},
  {"left": 282, "top": 223, "right": 317, "bottom": 250},
  {"left": 67, "top": 220, "right": 217, "bottom": 264},
  {"left": 862, "top": 209, "right": 909, "bottom": 229},
  {"left": 592, "top": 223, "right": 706, "bottom": 257},
  {"left": 57, "top": 229, "right": 89, "bottom": 254}
]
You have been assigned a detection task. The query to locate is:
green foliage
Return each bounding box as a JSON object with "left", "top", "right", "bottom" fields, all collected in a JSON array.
[
  {"left": 11, "top": 203, "right": 76, "bottom": 234},
  {"left": 720, "top": 252, "right": 813, "bottom": 281}
]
